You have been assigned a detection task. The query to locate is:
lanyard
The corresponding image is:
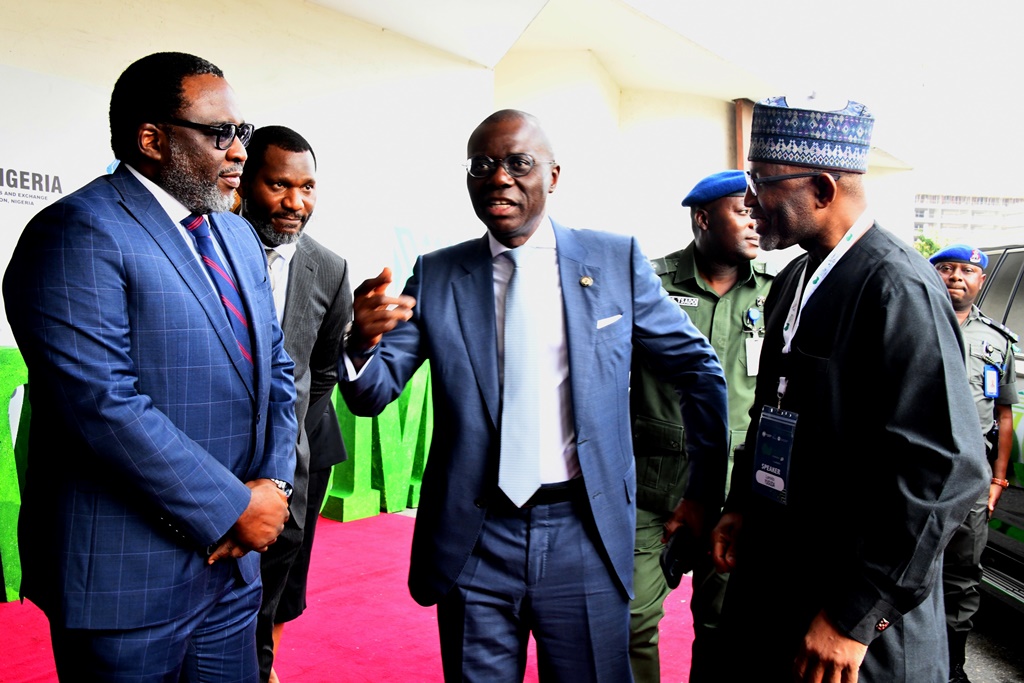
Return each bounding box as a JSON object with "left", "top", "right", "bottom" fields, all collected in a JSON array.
[{"left": 777, "top": 213, "right": 874, "bottom": 403}]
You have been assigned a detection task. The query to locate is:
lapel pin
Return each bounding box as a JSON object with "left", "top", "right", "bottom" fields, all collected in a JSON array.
[{"left": 580, "top": 276, "right": 594, "bottom": 287}]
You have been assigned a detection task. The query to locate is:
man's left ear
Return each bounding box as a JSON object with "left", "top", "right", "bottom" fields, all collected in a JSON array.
[{"left": 548, "top": 164, "right": 560, "bottom": 193}]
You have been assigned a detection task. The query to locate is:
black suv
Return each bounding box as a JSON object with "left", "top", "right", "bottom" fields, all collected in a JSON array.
[{"left": 974, "top": 245, "right": 1024, "bottom": 611}]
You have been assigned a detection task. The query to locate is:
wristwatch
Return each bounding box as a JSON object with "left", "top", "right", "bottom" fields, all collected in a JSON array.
[{"left": 269, "top": 478, "right": 293, "bottom": 500}]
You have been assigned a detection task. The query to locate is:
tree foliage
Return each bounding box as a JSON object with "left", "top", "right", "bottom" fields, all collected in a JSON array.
[{"left": 914, "top": 234, "right": 943, "bottom": 259}]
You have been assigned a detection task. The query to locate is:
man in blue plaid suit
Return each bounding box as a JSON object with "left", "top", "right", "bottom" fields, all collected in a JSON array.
[{"left": 3, "top": 52, "right": 297, "bottom": 682}]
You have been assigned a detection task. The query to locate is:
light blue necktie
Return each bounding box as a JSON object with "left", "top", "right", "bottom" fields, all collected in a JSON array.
[{"left": 498, "top": 248, "right": 541, "bottom": 507}]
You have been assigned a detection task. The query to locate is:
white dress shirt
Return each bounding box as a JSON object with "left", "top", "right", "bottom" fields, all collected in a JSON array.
[
  {"left": 264, "top": 241, "right": 297, "bottom": 325},
  {"left": 344, "top": 217, "right": 581, "bottom": 483}
]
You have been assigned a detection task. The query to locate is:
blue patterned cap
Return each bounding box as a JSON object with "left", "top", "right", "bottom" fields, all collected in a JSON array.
[
  {"left": 681, "top": 170, "right": 747, "bottom": 207},
  {"left": 929, "top": 244, "right": 988, "bottom": 269},
  {"left": 748, "top": 96, "right": 874, "bottom": 173}
]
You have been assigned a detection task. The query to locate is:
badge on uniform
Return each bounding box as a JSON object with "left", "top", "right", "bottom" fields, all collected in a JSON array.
[
  {"left": 745, "top": 336, "right": 763, "bottom": 377},
  {"left": 984, "top": 364, "right": 1000, "bottom": 399},
  {"left": 670, "top": 295, "right": 699, "bottom": 308},
  {"left": 753, "top": 406, "right": 797, "bottom": 505},
  {"left": 744, "top": 308, "right": 763, "bottom": 376}
]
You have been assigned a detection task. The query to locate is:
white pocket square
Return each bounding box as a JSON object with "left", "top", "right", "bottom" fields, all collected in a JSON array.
[{"left": 596, "top": 314, "right": 622, "bottom": 329}]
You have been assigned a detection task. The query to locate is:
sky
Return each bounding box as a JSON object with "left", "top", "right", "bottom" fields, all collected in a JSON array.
[{"left": 639, "top": 0, "right": 1024, "bottom": 197}]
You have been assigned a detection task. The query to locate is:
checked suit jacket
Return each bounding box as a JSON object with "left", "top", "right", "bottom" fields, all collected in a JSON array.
[
  {"left": 4, "top": 164, "right": 297, "bottom": 630},
  {"left": 340, "top": 220, "right": 729, "bottom": 606}
]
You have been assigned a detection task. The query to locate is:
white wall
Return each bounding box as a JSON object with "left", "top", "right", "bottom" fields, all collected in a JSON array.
[
  {"left": 0, "top": 0, "right": 493, "bottom": 344},
  {"left": 1, "top": 1, "right": 918, "bottom": 349},
  {"left": 618, "top": 89, "right": 735, "bottom": 259}
]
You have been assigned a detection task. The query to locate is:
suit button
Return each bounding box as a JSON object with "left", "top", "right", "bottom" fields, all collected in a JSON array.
[
  {"left": 474, "top": 498, "right": 485, "bottom": 508},
  {"left": 256, "top": 412, "right": 262, "bottom": 423}
]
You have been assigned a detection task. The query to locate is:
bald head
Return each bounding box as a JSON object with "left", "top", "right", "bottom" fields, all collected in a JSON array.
[{"left": 468, "top": 109, "right": 555, "bottom": 159}]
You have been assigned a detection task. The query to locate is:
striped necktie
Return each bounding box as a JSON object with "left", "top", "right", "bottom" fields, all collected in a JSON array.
[
  {"left": 182, "top": 213, "right": 253, "bottom": 366},
  {"left": 498, "top": 248, "right": 541, "bottom": 507}
]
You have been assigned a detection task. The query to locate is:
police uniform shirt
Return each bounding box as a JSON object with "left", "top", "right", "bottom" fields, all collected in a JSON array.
[
  {"left": 630, "top": 242, "right": 773, "bottom": 510},
  {"left": 962, "top": 304, "right": 1018, "bottom": 436}
]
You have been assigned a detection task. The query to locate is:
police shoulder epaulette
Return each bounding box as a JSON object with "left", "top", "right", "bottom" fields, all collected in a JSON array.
[
  {"left": 650, "top": 257, "right": 677, "bottom": 276},
  {"left": 978, "top": 314, "right": 1019, "bottom": 343},
  {"left": 753, "top": 260, "right": 778, "bottom": 277}
]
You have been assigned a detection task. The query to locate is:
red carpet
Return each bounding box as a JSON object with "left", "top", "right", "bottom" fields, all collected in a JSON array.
[{"left": 1, "top": 513, "right": 694, "bottom": 682}]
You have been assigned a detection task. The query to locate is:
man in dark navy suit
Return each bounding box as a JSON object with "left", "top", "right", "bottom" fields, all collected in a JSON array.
[
  {"left": 5, "top": 52, "right": 297, "bottom": 681},
  {"left": 341, "top": 110, "right": 729, "bottom": 682}
]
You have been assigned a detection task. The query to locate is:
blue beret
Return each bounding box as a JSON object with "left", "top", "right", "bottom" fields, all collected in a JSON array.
[
  {"left": 929, "top": 243, "right": 988, "bottom": 269},
  {"left": 681, "top": 170, "right": 747, "bottom": 207}
]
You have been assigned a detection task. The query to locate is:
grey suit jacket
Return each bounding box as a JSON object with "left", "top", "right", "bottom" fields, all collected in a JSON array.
[{"left": 279, "top": 234, "right": 351, "bottom": 528}]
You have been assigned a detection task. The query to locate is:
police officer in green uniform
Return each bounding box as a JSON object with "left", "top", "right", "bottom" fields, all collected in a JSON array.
[
  {"left": 628, "top": 170, "right": 774, "bottom": 682},
  {"left": 931, "top": 244, "right": 1018, "bottom": 683}
]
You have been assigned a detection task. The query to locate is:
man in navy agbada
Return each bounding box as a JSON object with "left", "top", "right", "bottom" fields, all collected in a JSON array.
[
  {"left": 712, "top": 96, "right": 987, "bottom": 683},
  {"left": 5, "top": 52, "right": 297, "bottom": 681}
]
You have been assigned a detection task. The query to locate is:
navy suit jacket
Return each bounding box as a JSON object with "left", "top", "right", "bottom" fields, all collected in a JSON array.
[
  {"left": 4, "top": 165, "right": 297, "bottom": 629},
  {"left": 340, "top": 221, "right": 728, "bottom": 606}
]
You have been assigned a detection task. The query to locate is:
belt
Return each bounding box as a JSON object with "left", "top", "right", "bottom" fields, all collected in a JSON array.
[{"left": 485, "top": 478, "right": 585, "bottom": 511}]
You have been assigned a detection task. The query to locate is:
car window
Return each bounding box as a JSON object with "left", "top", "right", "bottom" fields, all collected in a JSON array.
[
  {"left": 1007, "top": 283, "right": 1024, "bottom": 340},
  {"left": 980, "top": 248, "right": 1024, "bottom": 324}
]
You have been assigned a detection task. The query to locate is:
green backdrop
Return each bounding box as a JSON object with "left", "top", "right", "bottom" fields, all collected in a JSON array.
[{"left": 0, "top": 347, "right": 431, "bottom": 602}]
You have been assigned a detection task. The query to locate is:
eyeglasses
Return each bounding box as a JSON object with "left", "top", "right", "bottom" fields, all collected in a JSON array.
[
  {"left": 744, "top": 170, "right": 840, "bottom": 197},
  {"left": 163, "top": 117, "right": 255, "bottom": 150},
  {"left": 465, "top": 154, "right": 556, "bottom": 178}
]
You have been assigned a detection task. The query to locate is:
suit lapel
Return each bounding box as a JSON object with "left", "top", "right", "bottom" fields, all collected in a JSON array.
[
  {"left": 453, "top": 237, "right": 500, "bottom": 430},
  {"left": 209, "top": 213, "right": 257, "bottom": 398},
  {"left": 109, "top": 168, "right": 255, "bottom": 397},
  {"left": 282, "top": 237, "right": 317, "bottom": 336},
  {"left": 554, "top": 222, "right": 601, "bottom": 420}
]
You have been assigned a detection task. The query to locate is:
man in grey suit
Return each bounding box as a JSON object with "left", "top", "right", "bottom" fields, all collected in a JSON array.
[{"left": 237, "top": 126, "right": 352, "bottom": 683}]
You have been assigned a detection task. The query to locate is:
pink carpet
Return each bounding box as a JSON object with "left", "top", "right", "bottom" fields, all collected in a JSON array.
[{"left": 1, "top": 513, "right": 694, "bottom": 682}]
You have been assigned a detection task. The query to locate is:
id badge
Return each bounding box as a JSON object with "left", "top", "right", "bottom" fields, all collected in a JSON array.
[
  {"left": 984, "top": 365, "right": 999, "bottom": 399},
  {"left": 753, "top": 406, "right": 797, "bottom": 505},
  {"left": 745, "top": 336, "right": 763, "bottom": 377}
]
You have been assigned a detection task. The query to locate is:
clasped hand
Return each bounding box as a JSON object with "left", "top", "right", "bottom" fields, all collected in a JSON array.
[{"left": 206, "top": 479, "right": 290, "bottom": 564}]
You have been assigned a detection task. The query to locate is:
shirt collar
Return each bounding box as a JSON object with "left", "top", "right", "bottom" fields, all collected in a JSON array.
[
  {"left": 266, "top": 239, "right": 298, "bottom": 264},
  {"left": 487, "top": 215, "right": 555, "bottom": 258},
  {"left": 126, "top": 164, "right": 193, "bottom": 225}
]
